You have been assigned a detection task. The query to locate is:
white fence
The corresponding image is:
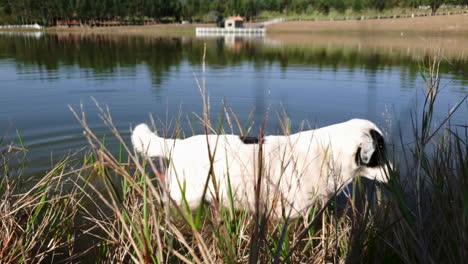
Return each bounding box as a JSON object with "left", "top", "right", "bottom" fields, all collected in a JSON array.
[
  {"left": 0, "top": 23, "right": 43, "bottom": 30},
  {"left": 261, "top": 18, "right": 285, "bottom": 27},
  {"left": 196, "top": 27, "right": 265, "bottom": 36}
]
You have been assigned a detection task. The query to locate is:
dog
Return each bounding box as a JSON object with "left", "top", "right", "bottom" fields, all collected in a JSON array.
[{"left": 131, "top": 119, "right": 390, "bottom": 218}]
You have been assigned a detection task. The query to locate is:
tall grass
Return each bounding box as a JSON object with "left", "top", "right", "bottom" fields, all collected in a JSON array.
[
  {"left": 1, "top": 53, "right": 467, "bottom": 263},
  {"left": 0, "top": 146, "right": 88, "bottom": 263}
]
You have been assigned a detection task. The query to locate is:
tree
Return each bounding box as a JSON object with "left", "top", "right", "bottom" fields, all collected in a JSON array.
[
  {"left": 366, "top": 0, "right": 386, "bottom": 11},
  {"left": 426, "top": 0, "right": 444, "bottom": 15},
  {"left": 183, "top": 0, "right": 201, "bottom": 20},
  {"left": 332, "top": 0, "right": 346, "bottom": 12},
  {"left": 290, "top": 0, "right": 309, "bottom": 13},
  {"left": 315, "top": 0, "right": 331, "bottom": 14},
  {"left": 353, "top": 0, "right": 363, "bottom": 11},
  {"left": 241, "top": 0, "right": 258, "bottom": 20}
]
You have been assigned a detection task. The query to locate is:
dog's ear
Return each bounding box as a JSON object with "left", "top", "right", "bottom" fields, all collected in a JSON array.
[{"left": 356, "top": 129, "right": 386, "bottom": 167}]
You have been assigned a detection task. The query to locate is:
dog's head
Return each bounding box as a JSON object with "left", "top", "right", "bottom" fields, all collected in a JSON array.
[
  {"left": 346, "top": 119, "right": 390, "bottom": 183},
  {"left": 323, "top": 119, "right": 390, "bottom": 184}
]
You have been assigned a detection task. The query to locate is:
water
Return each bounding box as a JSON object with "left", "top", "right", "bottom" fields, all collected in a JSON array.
[{"left": 1, "top": 33, "right": 467, "bottom": 177}]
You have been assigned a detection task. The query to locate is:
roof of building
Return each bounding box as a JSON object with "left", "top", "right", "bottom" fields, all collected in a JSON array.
[{"left": 226, "top": 16, "right": 244, "bottom": 22}]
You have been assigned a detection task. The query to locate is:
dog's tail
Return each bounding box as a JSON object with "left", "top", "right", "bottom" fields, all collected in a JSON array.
[{"left": 132, "top": 123, "right": 169, "bottom": 157}]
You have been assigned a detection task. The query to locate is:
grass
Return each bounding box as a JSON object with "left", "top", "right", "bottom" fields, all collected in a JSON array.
[
  {"left": 1, "top": 53, "right": 467, "bottom": 263},
  {"left": 258, "top": 7, "right": 468, "bottom": 22},
  {"left": 0, "top": 156, "right": 87, "bottom": 262}
]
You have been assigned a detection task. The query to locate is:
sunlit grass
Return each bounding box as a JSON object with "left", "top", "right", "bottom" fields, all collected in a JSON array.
[{"left": 258, "top": 7, "right": 468, "bottom": 21}]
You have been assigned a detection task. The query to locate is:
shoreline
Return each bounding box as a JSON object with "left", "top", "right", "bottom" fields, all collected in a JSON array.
[
  {"left": 44, "top": 23, "right": 212, "bottom": 36},
  {"left": 2, "top": 16, "right": 467, "bottom": 60},
  {"left": 0, "top": 13, "right": 467, "bottom": 35}
]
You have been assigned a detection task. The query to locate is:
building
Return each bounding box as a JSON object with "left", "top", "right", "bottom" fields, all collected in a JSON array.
[
  {"left": 56, "top": 20, "right": 81, "bottom": 27},
  {"left": 224, "top": 17, "right": 244, "bottom": 29},
  {"left": 195, "top": 15, "right": 265, "bottom": 36}
]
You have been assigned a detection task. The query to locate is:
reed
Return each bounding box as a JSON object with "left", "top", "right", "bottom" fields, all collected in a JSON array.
[{"left": 0, "top": 147, "right": 88, "bottom": 263}]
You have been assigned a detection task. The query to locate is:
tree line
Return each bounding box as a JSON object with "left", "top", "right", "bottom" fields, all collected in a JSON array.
[{"left": 0, "top": 0, "right": 467, "bottom": 25}]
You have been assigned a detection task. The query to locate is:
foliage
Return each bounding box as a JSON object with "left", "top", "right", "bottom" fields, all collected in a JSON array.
[
  {"left": 426, "top": 0, "right": 445, "bottom": 14},
  {"left": 0, "top": 0, "right": 467, "bottom": 25}
]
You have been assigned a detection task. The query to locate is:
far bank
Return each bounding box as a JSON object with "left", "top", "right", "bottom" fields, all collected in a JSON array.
[
  {"left": 265, "top": 13, "right": 468, "bottom": 34},
  {"left": 33, "top": 13, "right": 468, "bottom": 36}
]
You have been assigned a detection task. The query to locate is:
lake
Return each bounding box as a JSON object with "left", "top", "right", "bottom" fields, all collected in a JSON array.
[{"left": 1, "top": 32, "right": 467, "bottom": 177}]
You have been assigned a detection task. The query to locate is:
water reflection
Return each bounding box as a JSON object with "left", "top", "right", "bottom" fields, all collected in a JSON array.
[
  {"left": 266, "top": 32, "right": 468, "bottom": 62},
  {"left": 1, "top": 33, "right": 467, "bottom": 87},
  {"left": 0, "top": 31, "right": 44, "bottom": 38},
  {"left": 366, "top": 71, "right": 378, "bottom": 121}
]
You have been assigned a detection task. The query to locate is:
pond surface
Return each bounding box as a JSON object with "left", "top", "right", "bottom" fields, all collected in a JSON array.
[{"left": 0, "top": 32, "right": 467, "bottom": 177}]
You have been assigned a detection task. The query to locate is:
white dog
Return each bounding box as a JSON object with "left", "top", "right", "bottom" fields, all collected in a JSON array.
[{"left": 131, "top": 119, "right": 389, "bottom": 218}]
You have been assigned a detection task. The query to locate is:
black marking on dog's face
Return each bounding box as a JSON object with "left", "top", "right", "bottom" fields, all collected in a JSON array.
[
  {"left": 240, "top": 136, "right": 261, "bottom": 144},
  {"left": 355, "top": 129, "right": 386, "bottom": 168}
]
